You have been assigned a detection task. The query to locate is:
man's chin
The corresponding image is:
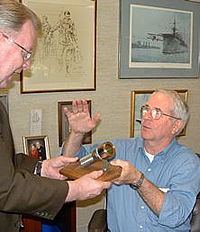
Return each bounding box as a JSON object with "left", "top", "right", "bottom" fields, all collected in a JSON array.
[{"left": 141, "top": 129, "right": 152, "bottom": 140}]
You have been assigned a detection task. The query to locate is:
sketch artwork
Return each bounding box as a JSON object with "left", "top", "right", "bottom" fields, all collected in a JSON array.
[
  {"left": 40, "top": 11, "right": 81, "bottom": 74},
  {"left": 22, "top": 0, "right": 95, "bottom": 92}
]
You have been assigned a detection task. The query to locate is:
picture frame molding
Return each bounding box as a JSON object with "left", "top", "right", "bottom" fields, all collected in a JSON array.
[
  {"left": 119, "top": 0, "right": 200, "bottom": 79},
  {"left": 21, "top": 0, "right": 97, "bottom": 93},
  {"left": 22, "top": 135, "right": 51, "bottom": 159},
  {"left": 58, "top": 100, "right": 92, "bottom": 147}
]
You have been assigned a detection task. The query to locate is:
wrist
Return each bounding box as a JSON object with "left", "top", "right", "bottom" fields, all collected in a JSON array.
[
  {"left": 130, "top": 171, "right": 145, "bottom": 190},
  {"left": 65, "top": 180, "right": 79, "bottom": 202},
  {"left": 71, "top": 130, "right": 85, "bottom": 137}
]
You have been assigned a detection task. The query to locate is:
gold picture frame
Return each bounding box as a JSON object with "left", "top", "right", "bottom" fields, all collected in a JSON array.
[
  {"left": 130, "top": 89, "right": 188, "bottom": 137},
  {"left": 58, "top": 100, "right": 92, "bottom": 147},
  {"left": 21, "top": 0, "right": 96, "bottom": 93},
  {"left": 22, "top": 135, "right": 50, "bottom": 160}
]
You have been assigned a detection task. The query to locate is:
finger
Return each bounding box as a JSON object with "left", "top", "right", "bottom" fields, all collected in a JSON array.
[
  {"left": 77, "top": 99, "right": 84, "bottom": 112},
  {"left": 52, "top": 156, "right": 77, "bottom": 168},
  {"left": 59, "top": 175, "right": 68, "bottom": 180},
  {"left": 86, "top": 170, "right": 103, "bottom": 179},
  {"left": 110, "top": 159, "right": 121, "bottom": 166},
  {"left": 92, "top": 113, "right": 101, "bottom": 125},
  {"left": 61, "top": 156, "right": 78, "bottom": 161},
  {"left": 60, "top": 156, "right": 78, "bottom": 165},
  {"left": 72, "top": 100, "right": 78, "bottom": 113},
  {"left": 63, "top": 107, "right": 72, "bottom": 117},
  {"left": 103, "top": 181, "right": 111, "bottom": 189},
  {"left": 82, "top": 99, "right": 89, "bottom": 113},
  {"left": 112, "top": 181, "right": 121, "bottom": 185}
]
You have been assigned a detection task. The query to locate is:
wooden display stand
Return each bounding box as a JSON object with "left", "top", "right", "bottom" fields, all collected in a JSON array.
[
  {"left": 60, "top": 160, "right": 122, "bottom": 181},
  {"left": 60, "top": 142, "right": 122, "bottom": 181}
]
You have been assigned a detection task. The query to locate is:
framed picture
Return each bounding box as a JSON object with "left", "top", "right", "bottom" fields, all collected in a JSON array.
[
  {"left": 21, "top": 0, "right": 96, "bottom": 93},
  {"left": 58, "top": 100, "right": 92, "bottom": 147},
  {"left": 22, "top": 135, "right": 50, "bottom": 160},
  {"left": 130, "top": 89, "right": 188, "bottom": 137},
  {"left": 119, "top": 0, "right": 200, "bottom": 78}
]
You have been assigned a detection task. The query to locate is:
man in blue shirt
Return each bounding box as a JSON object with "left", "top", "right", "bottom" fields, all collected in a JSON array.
[{"left": 62, "top": 89, "right": 200, "bottom": 231}]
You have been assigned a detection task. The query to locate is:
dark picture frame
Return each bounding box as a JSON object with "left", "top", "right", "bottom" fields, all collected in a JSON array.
[
  {"left": 130, "top": 89, "right": 188, "bottom": 137},
  {"left": 22, "top": 135, "right": 50, "bottom": 160},
  {"left": 58, "top": 100, "right": 92, "bottom": 147},
  {"left": 119, "top": 0, "right": 200, "bottom": 78},
  {"left": 21, "top": 0, "right": 96, "bottom": 93}
]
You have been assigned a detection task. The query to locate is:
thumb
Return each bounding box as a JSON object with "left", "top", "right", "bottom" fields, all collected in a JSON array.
[
  {"left": 93, "top": 113, "right": 101, "bottom": 124},
  {"left": 60, "top": 156, "right": 78, "bottom": 165},
  {"left": 86, "top": 170, "right": 103, "bottom": 179},
  {"left": 63, "top": 107, "right": 71, "bottom": 117},
  {"left": 63, "top": 156, "right": 78, "bottom": 162}
]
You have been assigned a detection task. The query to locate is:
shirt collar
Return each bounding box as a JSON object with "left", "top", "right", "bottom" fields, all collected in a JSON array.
[{"left": 139, "top": 138, "right": 178, "bottom": 160}]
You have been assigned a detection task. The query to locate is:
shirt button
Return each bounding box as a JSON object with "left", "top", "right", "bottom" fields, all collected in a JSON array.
[
  {"left": 148, "top": 168, "right": 151, "bottom": 172},
  {"left": 140, "top": 225, "right": 143, "bottom": 229},
  {"left": 141, "top": 206, "right": 144, "bottom": 209}
]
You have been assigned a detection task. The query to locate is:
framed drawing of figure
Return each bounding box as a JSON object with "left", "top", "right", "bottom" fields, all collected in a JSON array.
[{"left": 21, "top": 0, "right": 97, "bottom": 93}]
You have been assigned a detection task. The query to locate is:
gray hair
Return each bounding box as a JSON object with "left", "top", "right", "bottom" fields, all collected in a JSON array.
[
  {"left": 0, "top": 0, "right": 41, "bottom": 33},
  {"left": 153, "top": 89, "right": 190, "bottom": 134}
]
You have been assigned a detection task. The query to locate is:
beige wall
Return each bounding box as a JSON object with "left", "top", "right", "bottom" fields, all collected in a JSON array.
[{"left": 4, "top": 0, "right": 200, "bottom": 231}]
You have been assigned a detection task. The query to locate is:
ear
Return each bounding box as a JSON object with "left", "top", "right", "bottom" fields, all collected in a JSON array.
[{"left": 172, "top": 120, "right": 184, "bottom": 135}]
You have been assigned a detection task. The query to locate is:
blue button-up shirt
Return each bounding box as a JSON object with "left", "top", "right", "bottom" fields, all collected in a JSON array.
[{"left": 77, "top": 137, "right": 200, "bottom": 232}]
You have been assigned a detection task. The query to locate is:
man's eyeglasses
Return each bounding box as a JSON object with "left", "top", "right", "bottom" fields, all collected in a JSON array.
[
  {"left": 2, "top": 33, "right": 32, "bottom": 62},
  {"left": 141, "top": 105, "right": 182, "bottom": 120}
]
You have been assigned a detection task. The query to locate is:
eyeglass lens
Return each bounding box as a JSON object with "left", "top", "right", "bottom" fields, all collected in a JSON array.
[
  {"left": 141, "top": 105, "right": 181, "bottom": 120},
  {"left": 141, "top": 106, "right": 161, "bottom": 120},
  {"left": 21, "top": 51, "right": 31, "bottom": 61}
]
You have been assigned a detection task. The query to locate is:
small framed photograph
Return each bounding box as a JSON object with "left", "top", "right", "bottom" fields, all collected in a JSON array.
[
  {"left": 22, "top": 135, "right": 50, "bottom": 160},
  {"left": 119, "top": 0, "right": 200, "bottom": 78},
  {"left": 130, "top": 89, "right": 188, "bottom": 137},
  {"left": 58, "top": 100, "right": 92, "bottom": 147}
]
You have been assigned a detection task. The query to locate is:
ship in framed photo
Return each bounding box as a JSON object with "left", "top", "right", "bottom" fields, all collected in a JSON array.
[
  {"left": 119, "top": 0, "right": 200, "bottom": 78},
  {"left": 147, "top": 18, "right": 188, "bottom": 55}
]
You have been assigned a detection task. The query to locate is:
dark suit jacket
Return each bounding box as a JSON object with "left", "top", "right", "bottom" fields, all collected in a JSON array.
[{"left": 0, "top": 102, "right": 68, "bottom": 232}]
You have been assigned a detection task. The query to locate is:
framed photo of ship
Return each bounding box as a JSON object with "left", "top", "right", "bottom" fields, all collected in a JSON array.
[
  {"left": 119, "top": 0, "right": 200, "bottom": 78},
  {"left": 130, "top": 89, "right": 188, "bottom": 137}
]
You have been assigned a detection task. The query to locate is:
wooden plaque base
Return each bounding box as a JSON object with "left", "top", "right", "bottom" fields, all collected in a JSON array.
[{"left": 59, "top": 160, "right": 122, "bottom": 182}]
